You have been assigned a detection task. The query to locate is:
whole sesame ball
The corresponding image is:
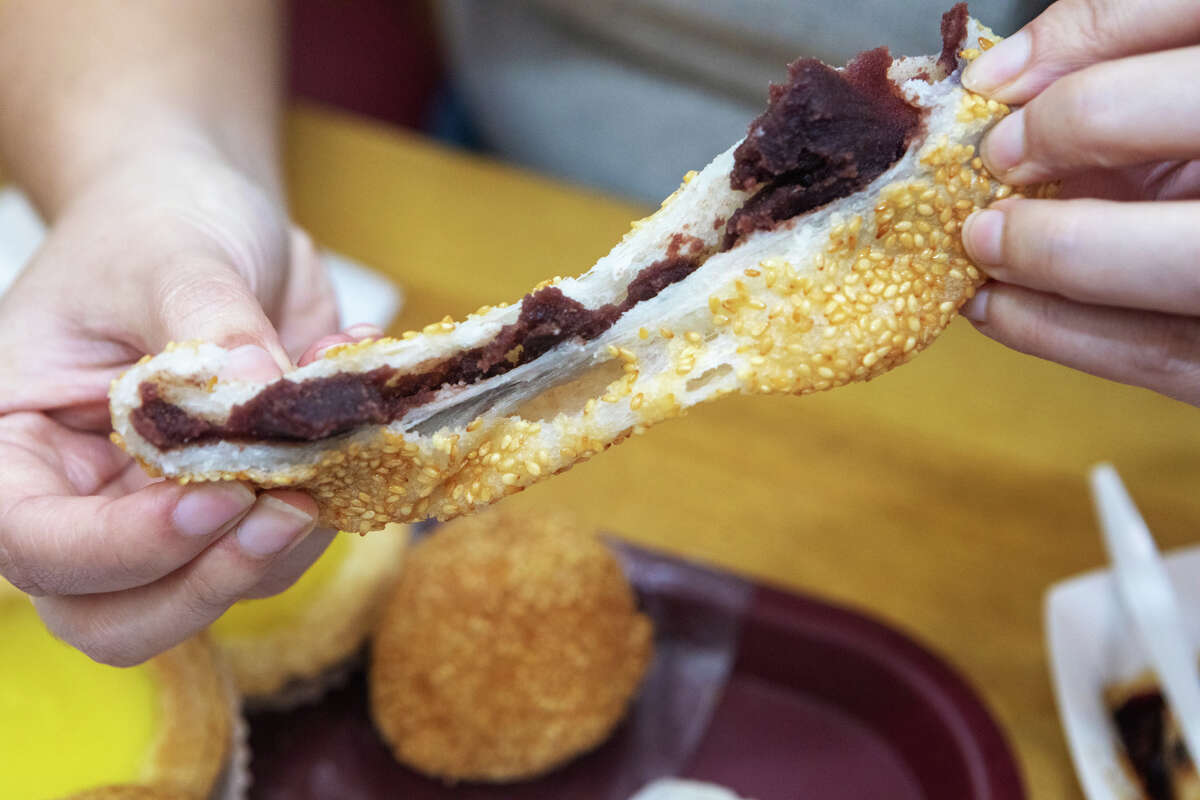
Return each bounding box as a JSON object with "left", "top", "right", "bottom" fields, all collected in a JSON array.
[{"left": 368, "top": 509, "right": 654, "bottom": 783}]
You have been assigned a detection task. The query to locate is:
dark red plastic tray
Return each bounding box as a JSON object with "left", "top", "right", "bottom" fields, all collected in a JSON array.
[{"left": 247, "top": 544, "right": 1024, "bottom": 800}]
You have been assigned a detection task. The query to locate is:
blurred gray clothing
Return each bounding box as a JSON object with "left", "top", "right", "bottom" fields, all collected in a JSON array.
[{"left": 437, "top": 0, "right": 1050, "bottom": 203}]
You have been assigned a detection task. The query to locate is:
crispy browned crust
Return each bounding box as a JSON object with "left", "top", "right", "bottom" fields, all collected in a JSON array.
[
  {"left": 141, "top": 634, "right": 234, "bottom": 798},
  {"left": 368, "top": 509, "right": 654, "bottom": 782},
  {"left": 211, "top": 524, "right": 409, "bottom": 702},
  {"left": 52, "top": 634, "right": 234, "bottom": 800}
]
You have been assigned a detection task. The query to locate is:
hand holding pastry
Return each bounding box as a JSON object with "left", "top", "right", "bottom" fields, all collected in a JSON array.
[
  {"left": 0, "top": 143, "right": 378, "bottom": 665},
  {"left": 0, "top": 0, "right": 373, "bottom": 665},
  {"left": 960, "top": 0, "right": 1200, "bottom": 405}
]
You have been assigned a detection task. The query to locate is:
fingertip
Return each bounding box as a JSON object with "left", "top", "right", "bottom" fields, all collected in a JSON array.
[
  {"left": 234, "top": 492, "right": 317, "bottom": 558},
  {"left": 344, "top": 323, "right": 384, "bottom": 339},
  {"left": 297, "top": 324, "right": 383, "bottom": 366},
  {"left": 261, "top": 489, "right": 320, "bottom": 519},
  {"left": 300, "top": 333, "right": 352, "bottom": 366},
  {"left": 962, "top": 29, "right": 1031, "bottom": 98},
  {"left": 152, "top": 259, "right": 294, "bottom": 373},
  {"left": 960, "top": 284, "right": 992, "bottom": 324},
  {"left": 218, "top": 344, "right": 286, "bottom": 382},
  {"left": 980, "top": 109, "right": 1027, "bottom": 178},
  {"left": 241, "top": 526, "right": 338, "bottom": 599},
  {"left": 171, "top": 482, "right": 256, "bottom": 537},
  {"left": 962, "top": 208, "right": 1006, "bottom": 268}
]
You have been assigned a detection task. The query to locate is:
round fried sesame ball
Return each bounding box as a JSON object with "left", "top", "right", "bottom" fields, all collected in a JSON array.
[{"left": 368, "top": 509, "right": 654, "bottom": 783}]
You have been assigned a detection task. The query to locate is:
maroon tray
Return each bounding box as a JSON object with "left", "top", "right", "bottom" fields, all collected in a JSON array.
[{"left": 247, "top": 543, "right": 1024, "bottom": 800}]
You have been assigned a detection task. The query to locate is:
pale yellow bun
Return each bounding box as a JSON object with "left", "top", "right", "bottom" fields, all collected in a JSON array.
[
  {"left": 369, "top": 509, "right": 654, "bottom": 782},
  {"left": 209, "top": 523, "right": 409, "bottom": 704},
  {"left": 0, "top": 580, "right": 233, "bottom": 800},
  {"left": 141, "top": 634, "right": 234, "bottom": 799}
]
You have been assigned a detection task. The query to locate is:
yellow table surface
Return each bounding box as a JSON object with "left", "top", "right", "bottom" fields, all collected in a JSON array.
[{"left": 284, "top": 103, "right": 1200, "bottom": 798}]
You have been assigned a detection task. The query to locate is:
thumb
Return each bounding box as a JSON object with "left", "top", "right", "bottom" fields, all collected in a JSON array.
[
  {"left": 962, "top": 0, "right": 1200, "bottom": 104},
  {"left": 151, "top": 257, "right": 292, "bottom": 379}
]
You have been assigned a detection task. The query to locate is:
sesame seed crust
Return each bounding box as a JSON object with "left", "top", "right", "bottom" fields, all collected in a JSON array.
[
  {"left": 368, "top": 509, "right": 653, "bottom": 782},
  {"left": 109, "top": 16, "right": 1042, "bottom": 531}
]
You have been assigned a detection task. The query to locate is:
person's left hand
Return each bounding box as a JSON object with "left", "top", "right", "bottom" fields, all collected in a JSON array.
[{"left": 0, "top": 142, "right": 380, "bottom": 665}]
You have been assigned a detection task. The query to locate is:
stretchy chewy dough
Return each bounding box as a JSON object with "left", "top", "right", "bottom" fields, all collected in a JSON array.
[{"left": 110, "top": 6, "right": 1042, "bottom": 531}]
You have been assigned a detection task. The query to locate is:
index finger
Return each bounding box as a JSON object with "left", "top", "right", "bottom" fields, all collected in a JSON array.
[
  {"left": 963, "top": 0, "right": 1200, "bottom": 104},
  {"left": 979, "top": 47, "right": 1200, "bottom": 185}
]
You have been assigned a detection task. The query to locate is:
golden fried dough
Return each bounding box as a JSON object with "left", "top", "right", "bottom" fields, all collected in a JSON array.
[{"left": 369, "top": 509, "right": 654, "bottom": 782}]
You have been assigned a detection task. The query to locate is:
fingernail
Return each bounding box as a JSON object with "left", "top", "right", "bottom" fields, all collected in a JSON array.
[
  {"left": 981, "top": 109, "right": 1026, "bottom": 177},
  {"left": 962, "top": 209, "right": 1005, "bottom": 267},
  {"left": 173, "top": 483, "right": 255, "bottom": 537},
  {"left": 344, "top": 323, "right": 383, "bottom": 338},
  {"left": 236, "top": 496, "right": 315, "bottom": 557},
  {"left": 962, "top": 30, "right": 1031, "bottom": 95},
  {"left": 961, "top": 286, "right": 992, "bottom": 323},
  {"left": 312, "top": 336, "right": 350, "bottom": 361},
  {"left": 218, "top": 344, "right": 284, "bottom": 383}
]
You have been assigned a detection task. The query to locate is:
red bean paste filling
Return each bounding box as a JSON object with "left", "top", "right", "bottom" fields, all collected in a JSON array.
[
  {"left": 722, "top": 3, "right": 968, "bottom": 248},
  {"left": 132, "top": 6, "right": 969, "bottom": 449},
  {"left": 722, "top": 46, "right": 921, "bottom": 249},
  {"left": 131, "top": 243, "right": 705, "bottom": 448},
  {"left": 1112, "top": 690, "right": 1188, "bottom": 800},
  {"left": 939, "top": 3, "right": 970, "bottom": 77}
]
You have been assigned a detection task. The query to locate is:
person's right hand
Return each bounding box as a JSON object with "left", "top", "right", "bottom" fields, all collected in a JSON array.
[
  {"left": 0, "top": 141, "right": 379, "bottom": 666},
  {"left": 958, "top": 0, "right": 1200, "bottom": 406}
]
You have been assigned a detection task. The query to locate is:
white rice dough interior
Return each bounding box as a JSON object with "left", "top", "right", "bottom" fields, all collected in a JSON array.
[{"left": 110, "top": 18, "right": 999, "bottom": 484}]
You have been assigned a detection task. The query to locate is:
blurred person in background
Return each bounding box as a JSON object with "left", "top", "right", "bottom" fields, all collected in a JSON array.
[
  {"left": 437, "top": 0, "right": 1051, "bottom": 202},
  {"left": 0, "top": 0, "right": 1195, "bottom": 665}
]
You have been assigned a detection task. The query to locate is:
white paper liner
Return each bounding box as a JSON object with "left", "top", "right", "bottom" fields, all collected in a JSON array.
[
  {"left": 211, "top": 658, "right": 252, "bottom": 800},
  {"left": 243, "top": 651, "right": 361, "bottom": 714},
  {"left": 628, "top": 778, "right": 754, "bottom": 800}
]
